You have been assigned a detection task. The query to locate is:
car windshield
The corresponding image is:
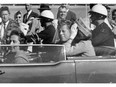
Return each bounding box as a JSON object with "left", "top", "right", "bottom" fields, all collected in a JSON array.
[{"left": 0, "top": 44, "right": 66, "bottom": 64}]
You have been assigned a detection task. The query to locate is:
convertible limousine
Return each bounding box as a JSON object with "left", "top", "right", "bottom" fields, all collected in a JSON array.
[{"left": 0, "top": 44, "right": 116, "bottom": 83}]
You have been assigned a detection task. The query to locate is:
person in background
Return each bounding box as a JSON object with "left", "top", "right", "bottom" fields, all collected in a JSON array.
[
  {"left": 53, "top": 4, "right": 77, "bottom": 43},
  {"left": 57, "top": 4, "right": 76, "bottom": 23},
  {"left": 82, "top": 4, "right": 96, "bottom": 31},
  {"left": 89, "top": 4, "right": 114, "bottom": 47},
  {"left": 23, "top": 4, "right": 39, "bottom": 23},
  {"left": 38, "top": 4, "right": 60, "bottom": 43},
  {"left": 112, "top": 9, "right": 116, "bottom": 23},
  {"left": 14, "top": 11, "right": 29, "bottom": 36},
  {"left": 104, "top": 5, "right": 114, "bottom": 30},
  {"left": 23, "top": 4, "right": 39, "bottom": 35},
  {"left": 0, "top": 6, "right": 19, "bottom": 44},
  {"left": 38, "top": 4, "right": 51, "bottom": 14},
  {"left": 27, "top": 10, "right": 55, "bottom": 44},
  {"left": 111, "top": 9, "right": 116, "bottom": 47},
  {"left": 36, "top": 4, "right": 52, "bottom": 33},
  {"left": 4, "top": 30, "right": 29, "bottom": 64},
  {"left": 58, "top": 20, "right": 95, "bottom": 57},
  {"left": 0, "top": 7, "right": 2, "bottom": 23}
]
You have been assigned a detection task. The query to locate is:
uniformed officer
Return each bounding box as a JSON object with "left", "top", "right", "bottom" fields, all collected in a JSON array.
[{"left": 89, "top": 4, "right": 114, "bottom": 47}]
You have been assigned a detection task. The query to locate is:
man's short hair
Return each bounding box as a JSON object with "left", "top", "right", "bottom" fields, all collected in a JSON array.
[
  {"left": 1, "top": 6, "right": 10, "bottom": 14},
  {"left": 60, "top": 20, "right": 72, "bottom": 29},
  {"left": 10, "top": 29, "right": 25, "bottom": 43},
  {"left": 59, "top": 4, "right": 68, "bottom": 10}
]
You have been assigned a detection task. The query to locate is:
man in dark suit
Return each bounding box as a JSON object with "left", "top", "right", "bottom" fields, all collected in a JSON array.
[
  {"left": 23, "top": 4, "right": 39, "bottom": 35},
  {"left": 23, "top": 4, "right": 39, "bottom": 23},
  {"left": 0, "top": 6, "right": 19, "bottom": 44},
  {"left": 89, "top": 4, "right": 114, "bottom": 47}
]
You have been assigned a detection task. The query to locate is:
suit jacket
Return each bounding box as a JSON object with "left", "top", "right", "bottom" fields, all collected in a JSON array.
[
  {"left": 0, "top": 19, "right": 19, "bottom": 44},
  {"left": 38, "top": 25, "right": 55, "bottom": 44},
  {"left": 4, "top": 50, "right": 29, "bottom": 64},
  {"left": 92, "top": 22, "right": 114, "bottom": 47},
  {"left": 23, "top": 11, "right": 39, "bottom": 23},
  {"left": 5, "top": 19, "right": 19, "bottom": 34}
]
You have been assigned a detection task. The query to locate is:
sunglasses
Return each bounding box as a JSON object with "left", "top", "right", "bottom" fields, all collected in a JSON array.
[{"left": 16, "top": 16, "right": 21, "bottom": 19}]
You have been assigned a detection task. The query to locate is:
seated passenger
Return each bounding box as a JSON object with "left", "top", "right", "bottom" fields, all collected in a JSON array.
[
  {"left": 58, "top": 20, "right": 96, "bottom": 57},
  {"left": 4, "top": 30, "right": 29, "bottom": 64},
  {"left": 89, "top": 5, "right": 114, "bottom": 47}
]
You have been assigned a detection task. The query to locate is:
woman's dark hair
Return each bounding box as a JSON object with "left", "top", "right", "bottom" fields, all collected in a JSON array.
[{"left": 14, "top": 11, "right": 22, "bottom": 19}]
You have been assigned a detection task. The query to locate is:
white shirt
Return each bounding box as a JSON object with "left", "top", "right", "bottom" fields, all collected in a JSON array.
[
  {"left": 19, "top": 23, "right": 29, "bottom": 36},
  {"left": 27, "top": 10, "right": 32, "bottom": 19}
]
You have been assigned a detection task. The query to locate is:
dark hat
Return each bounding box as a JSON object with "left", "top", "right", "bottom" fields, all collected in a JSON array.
[
  {"left": 89, "top": 4, "right": 96, "bottom": 9},
  {"left": 106, "top": 6, "right": 110, "bottom": 10},
  {"left": 38, "top": 4, "right": 51, "bottom": 10},
  {"left": 104, "top": 5, "right": 110, "bottom": 10}
]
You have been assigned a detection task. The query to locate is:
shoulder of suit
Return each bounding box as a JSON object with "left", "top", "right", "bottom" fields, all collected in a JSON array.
[
  {"left": 100, "top": 22, "right": 111, "bottom": 33},
  {"left": 15, "top": 50, "right": 28, "bottom": 57}
]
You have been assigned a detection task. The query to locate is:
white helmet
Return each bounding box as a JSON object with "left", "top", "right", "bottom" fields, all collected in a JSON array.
[
  {"left": 91, "top": 4, "right": 107, "bottom": 16},
  {"left": 41, "top": 10, "right": 54, "bottom": 20}
]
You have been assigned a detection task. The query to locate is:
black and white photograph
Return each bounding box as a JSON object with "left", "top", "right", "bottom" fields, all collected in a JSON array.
[{"left": 1, "top": 1, "right": 116, "bottom": 86}]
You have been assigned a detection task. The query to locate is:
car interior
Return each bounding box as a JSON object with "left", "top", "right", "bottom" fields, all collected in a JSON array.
[
  {"left": 0, "top": 44, "right": 116, "bottom": 64},
  {"left": 0, "top": 44, "right": 66, "bottom": 63}
]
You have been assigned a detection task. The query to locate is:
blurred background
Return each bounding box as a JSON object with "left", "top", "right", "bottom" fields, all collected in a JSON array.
[{"left": 0, "top": 4, "right": 90, "bottom": 19}]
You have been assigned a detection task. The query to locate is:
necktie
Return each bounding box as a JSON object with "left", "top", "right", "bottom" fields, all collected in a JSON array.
[
  {"left": 4, "top": 23, "right": 6, "bottom": 30},
  {"left": 3, "top": 23, "right": 7, "bottom": 39}
]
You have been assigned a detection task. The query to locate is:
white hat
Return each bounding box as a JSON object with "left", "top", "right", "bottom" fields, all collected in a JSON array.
[
  {"left": 90, "top": 4, "right": 107, "bottom": 16},
  {"left": 40, "top": 10, "right": 54, "bottom": 20}
]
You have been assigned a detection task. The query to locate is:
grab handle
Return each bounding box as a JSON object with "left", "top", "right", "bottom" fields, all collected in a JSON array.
[{"left": 0, "top": 70, "right": 5, "bottom": 75}]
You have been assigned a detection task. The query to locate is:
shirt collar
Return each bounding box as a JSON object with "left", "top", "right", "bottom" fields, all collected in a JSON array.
[
  {"left": 2, "top": 20, "right": 9, "bottom": 26},
  {"left": 28, "top": 10, "right": 32, "bottom": 15},
  {"left": 5, "top": 20, "right": 9, "bottom": 25}
]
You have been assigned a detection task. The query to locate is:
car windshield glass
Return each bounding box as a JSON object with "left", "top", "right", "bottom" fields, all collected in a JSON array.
[{"left": 0, "top": 44, "right": 66, "bottom": 64}]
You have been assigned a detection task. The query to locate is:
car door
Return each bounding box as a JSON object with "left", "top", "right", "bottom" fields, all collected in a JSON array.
[
  {"left": 0, "top": 60, "right": 76, "bottom": 83},
  {"left": 75, "top": 57, "right": 116, "bottom": 83},
  {"left": 0, "top": 44, "right": 76, "bottom": 83}
]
